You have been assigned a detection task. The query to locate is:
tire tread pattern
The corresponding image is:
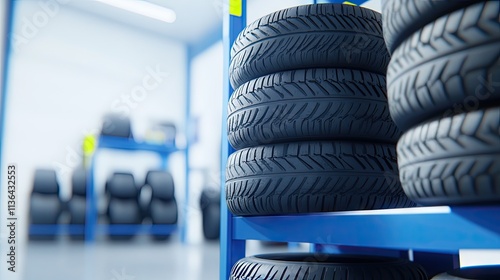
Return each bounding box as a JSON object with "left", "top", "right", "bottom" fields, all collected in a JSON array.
[
  {"left": 230, "top": 254, "right": 428, "bottom": 280},
  {"left": 228, "top": 69, "right": 400, "bottom": 149},
  {"left": 226, "top": 141, "right": 414, "bottom": 216},
  {"left": 397, "top": 108, "right": 500, "bottom": 205},
  {"left": 382, "top": 0, "right": 478, "bottom": 53},
  {"left": 387, "top": 1, "right": 500, "bottom": 131},
  {"left": 229, "top": 4, "right": 389, "bottom": 89}
]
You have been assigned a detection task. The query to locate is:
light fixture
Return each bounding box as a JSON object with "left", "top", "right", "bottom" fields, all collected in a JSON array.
[{"left": 95, "top": 0, "right": 176, "bottom": 23}]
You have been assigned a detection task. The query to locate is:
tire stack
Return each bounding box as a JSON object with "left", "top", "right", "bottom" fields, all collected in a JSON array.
[
  {"left": 226, "top": 3, "right": 423, "bottom": 279},
  {"left": 226, "top": 3, "right": 415, "bottom": 217},
  {"left": 143, "top": 170, "right": 178, "bottom": 241},
  {"left": 106, "top": 172, "right": 142, "bottom": 240},
  {"left": 29, "top": 169, "right": 64, "bottom": 240},
  {"left": 68, "top": 168, "right": 87, "bottom": 240},
  {"left": 382, "top": 2, "right": 499, "bottom": 278},
  {"left": 382, "top": 0, "right": 500, "bottom": 206},
  {"left": 200, "top": 188, "right": 220, "bottom": 240}
]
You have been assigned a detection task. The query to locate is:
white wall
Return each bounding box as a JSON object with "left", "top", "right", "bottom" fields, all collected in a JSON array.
[
  {"left": 187, "top": 41, "right": 224, "bottom": 243},
  {"left": 0, "top": 1, "right": 187, "bottom": 272}
]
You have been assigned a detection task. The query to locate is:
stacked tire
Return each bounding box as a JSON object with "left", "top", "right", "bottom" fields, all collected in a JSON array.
[
  {"left": 143, "top": 170, "right": 178, "bottom": 241},
  {"left": 226, "top": 3, "right": 415, "bottom": 217},
  {"left": 68, "top": 168, "right": 87, "bottom": 240},
  {"left": 226, "top": 3, "right": 423, "bottom": 279},
  {"left": 383, "top": 0, "right": 500, "bottom": 206},
  {"left": 106, "top": 172, "right": 142, "bottom": 240},
  {"left": 29, "top": 169, "right": 64, "bottom": 240},
  {"left": 200, "top": 188, "right": 220, "bottom": 240}
]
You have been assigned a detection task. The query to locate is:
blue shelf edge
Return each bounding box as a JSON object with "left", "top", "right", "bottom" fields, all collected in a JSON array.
[
  {"left": 30, "top": 224, "right": 177, "bottom": 236},
  {"left": 97, "top": 136, "right": 178, "bottom": 155},
  {"left": 232, "top": 206, "right": 500, "bottom": 253}
]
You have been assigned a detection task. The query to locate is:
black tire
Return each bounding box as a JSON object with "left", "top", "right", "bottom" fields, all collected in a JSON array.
[
  {"left": 200, "top": 188, "right": 221, "bottom": 208},
  {"left": 382, "top": 0, "right": 478, "bottom": 53},
  {"left": 30, "top": 169, "right": 63, "bottom": 235},
  {"left": 200, "top": 188, "right": 221, "bottom": 240},
  {"left": 72, "top": 168, "right": 86, "bottom": 197},
  {"left": 230, "top": 253, "right": 427, "bottom": 280},
  {"left": 107, "top": 173, "right": 141, "bottom": 240},
  {"left": 229, "top": 4, "right": 389, "bottom": 89},
  {"left": 68, "top": 196, "right": 86, "bottom": 240},
  {"left": 68, "top": 197, "right": 86, "bottom": 224},
  {"left": 145, "top": 170, "right": 175, "bottom": 201},
  {"left": 30, "top": 195, "right": 62, "bottom": 224},
  {"left": 387, "top": 1, "right": 500, "bottom": 131},
  {"left": 432, "top": 265, "right": 500, "bottom": 280},
  {"left": 228, "top": 69, "right": 400, "bottom": 149},
  {"left": 226, "top": 141, "right": 414, "bottom": 216},
  {"left": 107, "top": 173, "right": 139, "bottom": 199},
  {"left": 101, "top": 113, "right": 133, "bottom": 138},
  {"left": 29, "top": 194, "right": 63, "bottom": 241},
  {"left": 33, "top": 169, "right": 59, "bottom": 194},
  {"left": 397, "top": 107, "right": 500, "bottom": 205},
  {"left": 202, "top": 205, "right": 220, "bottom": 240},
  {"left": 150, "top": 199, "right": 178, "bottom": 240}
]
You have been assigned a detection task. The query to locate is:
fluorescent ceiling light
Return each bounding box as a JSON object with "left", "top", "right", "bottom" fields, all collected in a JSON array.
[{"left": 95, "top": 0, "right": 176, "bottom": 23}]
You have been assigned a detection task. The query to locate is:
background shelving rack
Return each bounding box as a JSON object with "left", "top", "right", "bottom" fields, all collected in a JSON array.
[
  {"left": 85, "top": 135, "right": 180, "bottom": 241},
  {"left": 219, "top": 1, "right": 500, "bottom": 279},
  {"left": 29, "top": 135, "right": 181, "bottom": 240}
]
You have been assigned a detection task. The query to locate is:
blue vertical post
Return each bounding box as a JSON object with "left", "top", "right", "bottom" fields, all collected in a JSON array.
[
  {"left": 85, "top": 152, "right": 97, "bottom": 241},
  {"left": 182, "top": 47, "right": 193, "bottom": 244},
  {"left": 220, "top": 0, "right": 246, "bottom": 279}
]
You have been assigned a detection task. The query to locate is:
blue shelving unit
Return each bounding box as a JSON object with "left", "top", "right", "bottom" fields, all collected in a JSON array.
[
  {"left": 29, "top": 135, "right": 181, "bottom": 240},
  {"left": 85, "top": 135, "right": 180, "bottom": 241},
  {"left": 219, "top": 1, "right": 500, "bottom": 279}
]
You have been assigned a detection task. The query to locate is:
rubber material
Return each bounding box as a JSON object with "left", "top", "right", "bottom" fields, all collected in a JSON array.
[
  {"left": 71, "top": 168, "right": 86, "bottom": 197},
  {"left": 226, "top": 141, "right": 414, "bottom": 216},
  {"left": 30, "top": 194, "right": 62, "bottom": 224},
  {"left": 145, "top": 170, "right": 175, "bottom": 201},
  {"left": 150, "top": 199, "right": 178, "bottom": 240},
  {"left": 68, "top": 197, "right": 86, "bottom": 224},
  {"left": 387, "top": 1, "right": 500, "bottom": 131},
  {"left": 150, "top": 200, "right": 178, "bottom": 224},
  {"left": 202, "top": 205, "right": 220, "bottom": 240},
  {"left": 107, "top": 198, "right": 142, "bottom": 240},
  {"left": 107, "top": 173, "right": 138, "bottom": 199},
  {"left": 30, "top": 169, "right": 62, "bottom": 233},
  {"left": 432, "top": 265, "right": 500, "bottom": 280},
  {"left": 200, "top": 188, "right": 221, "bottom": 240},
  {"left": 101, "top": 114, "right": 133, "bottom": 138},
  {"left": 68, "top": 196, "right": 86, "bottom": 240},
  {"left": 33, "top": 169, "right": 59, "bottom": 194},
  {"left": 397, "top": 107, "right": 500, "bottom": 205},
  {"left": 200, "top": 188, "right": 221, "bottom": 207},
  {"left": 228, "top": 69, "right": 400, "bottom": 149},
  {"left": 382, "top": 0, "right": 478, "bottom": 53},
  {"left": 230, "top": 253, "right": 427, "bottom": 280},
  {"left": 229, "top": 3, "right": 389, "bottom": 89}
]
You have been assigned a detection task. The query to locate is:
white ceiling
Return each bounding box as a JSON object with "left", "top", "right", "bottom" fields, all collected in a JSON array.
[{"left": 68, "top": 0, "right": 223, "bottom": 45}]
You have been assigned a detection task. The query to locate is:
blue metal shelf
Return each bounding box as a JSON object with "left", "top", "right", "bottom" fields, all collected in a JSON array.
[
  {"left": 85, "top": 135, "right": 180, "bottom": 242},
  {"left": 232, "top": 206, "right": 500, "bottom": 253},
  {"left": 30, "top": 224, "right": 177, "bottom": 236},
  {"left": 97, "top": 136, "right": 177, "bottom": 154},
  {"left": 219, "top": 1, "right": 500, "bottom": 279},
  {"left": 30, "top": 225, "right": 86, "bottom": 236}
]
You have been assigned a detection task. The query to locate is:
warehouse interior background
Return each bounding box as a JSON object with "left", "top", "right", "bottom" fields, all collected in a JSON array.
[{"left": 0, "top": 0, "right": 498, "bottom": 279}]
